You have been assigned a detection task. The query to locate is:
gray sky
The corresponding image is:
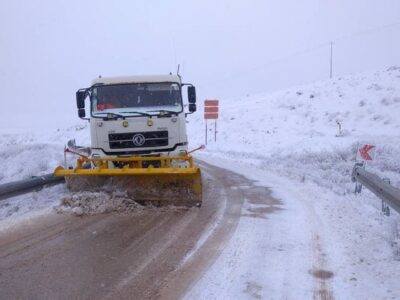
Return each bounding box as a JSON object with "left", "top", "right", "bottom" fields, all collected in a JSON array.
[{"left": 1, "top": 0, "right": 399, "bottom": 129}]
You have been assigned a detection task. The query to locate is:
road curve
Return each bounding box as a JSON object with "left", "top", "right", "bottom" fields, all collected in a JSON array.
[{"left": 0, "top": 161, "right": 273, "bottom": 300}]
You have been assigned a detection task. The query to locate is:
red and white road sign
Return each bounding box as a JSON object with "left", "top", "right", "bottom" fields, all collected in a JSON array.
[
  {"left": 204, "top": 99, "right": 219, "bottom": 120},
  {"left": 358, "top": 144, "right": 375, "bottom": 161},
  {"left": 204, "top": 113, "right": 219, "bottom": 119},
  {"left": 204, "top": 100, "right": 219, "bottom": 106},
  {"left": 204, "top": 106, "right": 218, "bottom": 113}
]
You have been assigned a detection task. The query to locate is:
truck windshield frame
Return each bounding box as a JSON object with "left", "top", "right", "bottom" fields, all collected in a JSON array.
[{"left": 90, "top": 82, "right": 183, "bottom": 118}]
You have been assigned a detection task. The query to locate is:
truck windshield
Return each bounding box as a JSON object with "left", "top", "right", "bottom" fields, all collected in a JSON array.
[{"left": 91, "top": 82, "right": 182, "bottom": 116}]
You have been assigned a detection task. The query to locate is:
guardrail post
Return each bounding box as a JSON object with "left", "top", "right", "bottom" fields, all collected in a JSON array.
[
  {"left": 382, "top": 178, "right": 392, "bottom": 216},
  {"left": 352, "top": 162, "right": 365, "bottom": 194},
  {"left": 351, "top": 163, "right": 400, "bottom": 216}
]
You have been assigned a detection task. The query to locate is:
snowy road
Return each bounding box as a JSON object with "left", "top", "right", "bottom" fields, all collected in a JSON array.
[
  {"left": 0, "top": 161, "right": 282, "bottom": 300},
  {"left": 3, "top": 156, "right": 398, "bottom": 299},
  {"left": 1, "top": 67, "right": 399, "bottom": 299}
]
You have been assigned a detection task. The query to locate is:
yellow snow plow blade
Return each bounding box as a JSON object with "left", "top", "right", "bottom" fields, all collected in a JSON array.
[{"left": 54, "top": 155, "right": 202, "bottom": 206}]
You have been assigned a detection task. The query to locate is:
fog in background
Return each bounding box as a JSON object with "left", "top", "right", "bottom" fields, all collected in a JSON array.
[{"left": 1, "top": 0, "right": 399, "bottom": 130}]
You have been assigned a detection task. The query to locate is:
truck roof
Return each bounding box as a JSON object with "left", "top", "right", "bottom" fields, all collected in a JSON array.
[{"left": 91, "top": 75, "right": 181, "bottom": 86}]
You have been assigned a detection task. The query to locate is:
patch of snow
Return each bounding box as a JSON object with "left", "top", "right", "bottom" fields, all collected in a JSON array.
[
  {"left": 57, "top": 191, "right": 144, "bottom": 215},
  {"left": 0, "top": 184, "right": 66, "bottom": 222}
]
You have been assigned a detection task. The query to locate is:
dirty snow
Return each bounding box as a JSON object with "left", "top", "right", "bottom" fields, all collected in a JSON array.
[{"left": 57, "top": 191, "right": 144, "bottom": 216}]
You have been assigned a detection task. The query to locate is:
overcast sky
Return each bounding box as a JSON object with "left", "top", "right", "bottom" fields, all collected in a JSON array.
[{"left": 1, "top": 0, "right": 399, "bottom": 129}]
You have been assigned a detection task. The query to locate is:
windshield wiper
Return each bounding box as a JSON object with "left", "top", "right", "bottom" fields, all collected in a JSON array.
[
  {"left": 122, "top": 111, "right": 153, "bottom": 117},
  {"left": 147, "top": 109, "right": 178, "bottom": 115},
  {"left": 93, "top": 112, "right": 125, "bottom": 119}
]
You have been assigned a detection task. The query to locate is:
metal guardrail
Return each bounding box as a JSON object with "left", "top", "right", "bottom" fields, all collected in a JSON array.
[
  {"left": 352, "top": 163, "right": 400, "bottom": 216},
  {"left": 0, "top": 174, "right": 64, "bottom": 201}
]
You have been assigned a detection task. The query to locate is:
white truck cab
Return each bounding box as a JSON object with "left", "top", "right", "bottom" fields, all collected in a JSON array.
[{"left": 76, "top": 75, "right": 197, "bottom": 160}]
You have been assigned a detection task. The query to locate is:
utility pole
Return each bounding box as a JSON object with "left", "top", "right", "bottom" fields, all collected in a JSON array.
[{"left": 330, "top": 41, "right": 333, "bottom": 79}]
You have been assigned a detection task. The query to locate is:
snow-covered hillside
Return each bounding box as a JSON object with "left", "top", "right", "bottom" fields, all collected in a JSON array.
[{"left": 188, "top": 66, "right": 400, "bottom": 192}]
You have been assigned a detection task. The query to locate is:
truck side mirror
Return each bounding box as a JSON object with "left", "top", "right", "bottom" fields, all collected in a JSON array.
[
  {"left": 78, "top": 108, "right": 86, "bottom": 118},
  {"left": 76, "top": 89, "right": 87, "bottom": 109},
  {"left": 188, "top": 86, "right": 196, "bottom": 104},
  {"left": 189, "top": 103, "right": 196, "bottom": 113}
]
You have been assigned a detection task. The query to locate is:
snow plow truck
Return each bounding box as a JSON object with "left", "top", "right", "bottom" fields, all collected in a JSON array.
[{"left": 54, "top": 75, "right": 202, "bottom": 207}]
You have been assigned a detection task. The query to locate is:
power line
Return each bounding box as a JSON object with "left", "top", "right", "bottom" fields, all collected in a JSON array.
[
  {"left": 330, "top": 41, "right": 333, "bottom": 79},
  {"left": 327, "top": 21, "right": 400, "bottom": 79},
  {"left": 198, "top": 20, "right": 400, "bottom": 88},
  {"left": 334, "top": 20, "right": 400, "bottom": 43},
  {"left": 198, "top": 42, "right": 330, "bottom": 88}
]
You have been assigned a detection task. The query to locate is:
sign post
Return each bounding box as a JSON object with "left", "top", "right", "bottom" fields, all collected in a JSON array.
[
  {"left": 215, "top": 120, "right": 217, "bottom": 142},
  {"left": 204, "top": 100, "right": 219, "bottom": 144},
  {"left": 205, "top": 120, "right": 208, "bottom": 145}
]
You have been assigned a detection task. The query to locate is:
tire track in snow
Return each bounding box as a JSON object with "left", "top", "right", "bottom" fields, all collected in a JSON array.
[{"left": 311, "top": 233, "right": 335, "bottom": 300}]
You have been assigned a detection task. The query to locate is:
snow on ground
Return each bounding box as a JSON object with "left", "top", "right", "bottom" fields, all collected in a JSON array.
[
  {"left": 0, "top": 123, "right": 90, "bottom": 184},
  {"left": 0, "top": 66, "right": 399, "bottom": 298},
  {"left": 0, "top": 123, "right": 90, "bottom": 221},
  {"left": 186, "top": 155, "right": 400, "bottom": 299},
  {"left": 184, "top": 66, "right": 400, "bottom": 299},
  {"left": 58, "top": 191, "right": 145, "bottom": 216},
  {"left": 186, "top": 157, "right": 316, "bottom": 299},
  {"left": 0, "top": 185, "right": 67, "bottom": 222},
  {"left": 188, "top": 66, "right": 400, "bottom": 201}
]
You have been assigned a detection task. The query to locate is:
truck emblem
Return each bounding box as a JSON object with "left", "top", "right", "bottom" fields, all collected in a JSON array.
[{"left": 132, "top": 134, "right": 146, "bottom": 146}]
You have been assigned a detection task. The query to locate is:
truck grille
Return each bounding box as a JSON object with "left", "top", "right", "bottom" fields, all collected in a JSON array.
[{"left": 109, "top": 131, "right": 169, "bottom": 149}]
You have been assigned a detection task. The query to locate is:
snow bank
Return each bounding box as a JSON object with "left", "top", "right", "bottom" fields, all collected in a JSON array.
[
  {"left": 0, "top": 123, "right": 90, "bottom": 221},
  {"left": 0, "top": 123, "right": 90, "bottom": 184}
]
